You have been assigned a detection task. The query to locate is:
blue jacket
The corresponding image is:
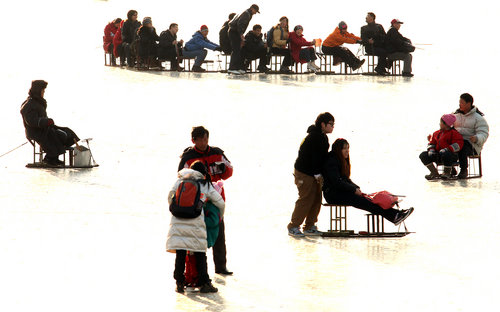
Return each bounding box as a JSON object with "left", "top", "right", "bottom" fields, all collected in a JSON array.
[{"left": 185, "top": 31, "right": 219, "bottom": 51}]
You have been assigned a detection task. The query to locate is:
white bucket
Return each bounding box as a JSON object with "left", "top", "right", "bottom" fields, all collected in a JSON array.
[{"left": 73, "top": 146, "right": 92, "bottom": 167}]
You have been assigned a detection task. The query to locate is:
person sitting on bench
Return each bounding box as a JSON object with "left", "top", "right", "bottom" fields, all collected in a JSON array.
[
  {"left": 322, "top": 138, "right": 413, "bottom": 225},
  {"left": 322, "top": 21, "right": 365, "bottom": 71},
  {"left": 159, "top": 23, "right": 184, "bottom": 71},
  {"left": 20, "top": 80, "right": 79, "bottom": 167}
]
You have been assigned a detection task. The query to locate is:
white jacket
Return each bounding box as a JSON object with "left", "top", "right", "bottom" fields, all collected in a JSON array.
[
  {"left": 166, "top": 169, "right": 225, "bottom": 252},
  {"left": 454, "top": 107, "right": 489, "bottom": 154}
]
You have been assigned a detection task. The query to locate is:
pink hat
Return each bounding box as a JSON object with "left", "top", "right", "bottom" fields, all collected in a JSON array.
[
  {"left": 200, "top": 25, "right": 208, "bottom": 31},
  {"left": 441, "top": 114, "right": 456, "bottom": 127}
]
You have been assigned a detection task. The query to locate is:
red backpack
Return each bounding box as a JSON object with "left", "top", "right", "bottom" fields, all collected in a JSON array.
[
  {"left": 365, "top": 191, "right": 399, "bottom": 210},
  {"left": 169, "top": 179, "right": 203, "bottom": 218}
]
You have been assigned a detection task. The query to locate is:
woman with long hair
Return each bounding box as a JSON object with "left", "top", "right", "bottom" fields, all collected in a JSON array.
[{"left": 322, "top": 138, "right": 413, "bottom": 224}]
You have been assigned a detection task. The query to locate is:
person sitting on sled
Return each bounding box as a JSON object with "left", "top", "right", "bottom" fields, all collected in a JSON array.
[
  {"left": 419, "top": 114, "right": 464, "bottom": 180},
  {"left": 20, "top": 80, "right": 80, "bottom": 167},
  {"left": 322, "top": 138, "right": 413, "bottom": 225}
]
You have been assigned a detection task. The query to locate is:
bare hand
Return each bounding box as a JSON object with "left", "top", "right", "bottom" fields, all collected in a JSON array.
[
  {"left": 427, "top": 134, "right": 431, "bottom": 141},
  {"left": 368, "top": 38, "right": 374, "bottom": 44},
  {"left": 470, "top": 136, "right": 478, "bottom": 143},
  {"left": 241, "top": 35, "right": 245, "bottom": 40},
  {"left": 173, "top": 40, "right": 177, "bottom": 45},
  {"left": 355, "top": 188, "right": 362, "bottom": 196}
]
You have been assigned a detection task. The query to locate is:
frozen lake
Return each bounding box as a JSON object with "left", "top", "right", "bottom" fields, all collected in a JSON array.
[{"left": 1, "top": 0, "right": 500, "bottom": 311}]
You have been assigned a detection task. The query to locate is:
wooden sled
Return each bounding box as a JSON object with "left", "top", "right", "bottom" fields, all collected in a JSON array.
[{"left": 26, "top": 138, "right": 99, "bottom": 169}]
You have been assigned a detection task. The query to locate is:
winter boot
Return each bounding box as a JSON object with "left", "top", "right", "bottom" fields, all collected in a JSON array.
[
  {"left": 306, "top": 62, "right": 317, "bottom": 73},
  {"left": 457, "top": 169, "right": 468, "bottom": 179},
  {"left": 192, "top": 65, "right": 206, "bottom": 72},
  {"left": 441, "top": 166, "right": 453, "bottom": 179},
  {"left": 199, "top": 282, "right": 218, "bottom": 293},
  {"left": 425, "top": 163, "right": 440, "bottom": 180},
  {"left": 176, "top": 281, "right": 185, "bottom": 293}
]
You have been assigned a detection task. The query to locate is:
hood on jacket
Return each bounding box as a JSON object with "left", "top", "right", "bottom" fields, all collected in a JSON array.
[
  {"left": 178, "top": 168, "right": 205, "bottom": 180},
  {"left": 455, "top": 106, "right": 484, "bottom": 117},
  {"left": 307, "top": 124, "right": 321, "bottom": 134}
]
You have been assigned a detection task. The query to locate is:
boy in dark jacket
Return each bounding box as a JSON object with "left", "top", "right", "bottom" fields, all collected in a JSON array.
[
  {"left": 136, "top": 17, "right": 160, "bottom": 68},
  {"left": 121, "top": 10, "right": 141, "bottom": 67},
  {"left": 219, "top": 13, "right": 236, "bottom": 54},
  {"left": 360, "top": 12, "right": 388, "bottom": 75},
  {"left": 159, "top": 23, "right": 184, "bottom": 71},
  {"left": 288, "top": 113, "right": 334, "bottom": 237},
  {"left": 385, "top": 19, "right": 414, "bottom": 77},
  {"left": 419, "top": 114, "right": 464, "bottom": 180},
  {"left": 242, "top": 24, "right": 269, "bottom": 72}
]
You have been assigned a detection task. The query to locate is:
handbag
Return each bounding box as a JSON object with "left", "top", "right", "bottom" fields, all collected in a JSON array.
[{"left": 365, "top": 191, "right": 399, "bottom": 209}]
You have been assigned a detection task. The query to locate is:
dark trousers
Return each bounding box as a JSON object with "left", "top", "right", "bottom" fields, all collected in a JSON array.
[
  {"left": 419, "top": 150, "right": 458, "bottom": 167},
  {"left": 243, "top": 47, "right": 268, "bottom": 69},
  {"left": 458, "top": 140, "right": 476, "bottom": 172},
  {"left": 324, "top": 192, "right": 398, "bottom": 222},
  {"left": 322, "top": 45, "right": 360, "bottom": 68},
  {"left": 174, "top": 250, "right": 210, "bottom": 285},
  {"left": 229, "top": 30, "right": 243, "bottom": 70},
  {"left": 299, "top": 47, "right": 317, "bottom": 62},
  {"left": 122, "top": 42, "right": 135, "bottom": 66},
  {"left": 367, "top": 46, "right": 387, "bottom": 70},
  {"left": 212, "top": 219, "right": 227, "bottom": 271},
  {"left": 270, "top": 47, "right": 292, "bottom": 67}
]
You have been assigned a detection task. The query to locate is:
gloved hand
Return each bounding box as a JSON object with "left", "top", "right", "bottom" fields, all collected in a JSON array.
[
  {"left": 439, "top": 148, "right": 448, "bottom": 155},
  {"left": 356, "top": 40, "right": 362, "bottom": 44},
  {"left": 217, "top": 163, "right": 226, "bottom": 173},
  {"left": 47, "top": 118, "right": 54, "bottom": 126},
  {"left": 428, "top": 149, "right": 436, "bottom": 157},
  {"left": 214, "top": 46, "right": 222, "bottom": 52}
]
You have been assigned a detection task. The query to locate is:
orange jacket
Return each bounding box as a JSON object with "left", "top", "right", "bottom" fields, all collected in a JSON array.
[{"left": 323, "top": 27, "right": 360, "bottom": 47}]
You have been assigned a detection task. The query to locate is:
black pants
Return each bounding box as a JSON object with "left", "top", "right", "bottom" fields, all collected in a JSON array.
[
  {"left": 458, "top": 140, "right": 476, "bottom": 172},
  {"left": 243, "top": 47, "right": 268, "bottom": 69},
  {"left": 122, "top": 42, "right": 135, "bottom": 66},
  {"left": 322, "top": 46, "right": 360, "bottom": 68},
  {"left": 212, "top": 219, "right": 227, "bottom": 271},
  {"left": 159, "top": 49, "right": 181, "bottom": 69},
  {"left": 299, "top": 47, "right": 317, "bottom": 62},
  {"left": 419, "top": 150, "right": 458, "bottom": 167},
  {"left": 174, "top": 250, "right": 210, "bottom": 285},
  {"left": 324, "top": 192, "right": 398, "bottom": 222},
  {"left": 229, "top": 30, "right": 243, "bottom": 70},
  {"left": 270, "top": 47, "right": 292, "bottom": 67},
  {"left": 367, "top": 47, "right": 387, "bottom": 71}
]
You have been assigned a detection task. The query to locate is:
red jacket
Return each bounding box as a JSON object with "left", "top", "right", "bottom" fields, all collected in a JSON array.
[
  {"left": 289, "top": 31, "right": 314, "bottom": 64},
  {"left": 428, "top": 128, "right": 464, "bottom": 153},
  {"left": 112, "top": 20, "right": 125, "bottom": 57},
  {"left": 103, "top": 22, "right": 119, "bottom": 52}
]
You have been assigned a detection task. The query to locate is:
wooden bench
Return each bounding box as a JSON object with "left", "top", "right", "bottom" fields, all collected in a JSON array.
[
  {"left": 26, "top": 140, "right": 74, "bottom": 168},
  {"left": 437, "top": 154, "right": 482, "bottom": 179}
]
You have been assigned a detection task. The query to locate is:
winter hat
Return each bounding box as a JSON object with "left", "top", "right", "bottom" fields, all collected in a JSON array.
[
  {"left": 29, "top": 80, "right": 48, "bottom": 97},
  {"left": 391, "top": 19, "right": 404, "bottom": 25},
  {"left": 338, "top": 21, "right": 347, "bottom": 30},
  {"left": 200, "top": 25, "right": 208, "bottom": 32},
  {"left": 294, "top": 25, "right": 303, "bottom": 32},
  {"left": 441, "top": 114, "right": 456, "bottom": 127},
  {"left": 143, "top": 17, "right": 152, "bottom": 25}
]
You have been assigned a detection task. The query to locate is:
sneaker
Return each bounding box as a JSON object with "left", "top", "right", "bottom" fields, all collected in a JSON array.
[
  {"left": 375, "top": 67, "right": 387, "bottom": 76},
  {"left": 393, "top": 207, "right": 414, "bottom": 225},
  {"left": 176, "top": 281, "right": 185, "bottom": 293},
  {"left": 306, "top": 63, "right": 318, "bottom": 73},
  {"left": 288, "top": 227, "right": 305, "bottom": 237},
  {"left": 279, "top": 67, "right": 292, "bottom": 74},
  {"left": 303, "top": 225, "right": 322, "bottom": 236},
  {"left": 457, "top": 170, "right": 468, "bottom": 179},
  {"left": 352, "top": 59, "right": 365, "bottom": 71},
  {"left": 199, "top": 282, "right": 218, "bottom": 293},
  {"left": 237, "top": 69, "right": 247, "bottom": 74},
  {"left": 425, "top": 173, "right": 440, "bottom": 180},
  {"left": 311, "top": 62, "right": 320, "bottom": 70},
  {"left": 402, "top": 72, "right": 414, "bottom": 77},
  {"left": 215, "top": 268, "right": 233, "bottom": 275},
  {"left": 192, "top": 66, "right": 206, "bottom": 72},
  {"left": 227, "top": 69, "right": 242, "bottom": 75}
]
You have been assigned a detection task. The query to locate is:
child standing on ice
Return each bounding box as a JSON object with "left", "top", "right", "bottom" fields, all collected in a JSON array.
[
  {"left": 166, "top": 161, "right": 225, "bottom": 293},
  {"left": 419, "top": 114, "right": 464, "bottom": 180}
]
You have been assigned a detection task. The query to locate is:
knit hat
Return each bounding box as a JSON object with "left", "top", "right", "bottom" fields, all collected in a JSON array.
[
  {"left": 294, "top": 25, "right": 303, "bottom": 32},
  {"left": 143, "top": 17, "right": 152, "bottom": 25},
  {"left": 200, "top": 25, "right": 208, "bottom": 31},
  {"left": 338, "top": 21, "right": 347, "bottom": 30},
  {"left": 441, "top": 114, "right": 456, "bottom": 127}
]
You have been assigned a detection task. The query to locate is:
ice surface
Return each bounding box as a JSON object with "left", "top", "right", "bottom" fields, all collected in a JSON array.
[{"left": 1, "top": 0, "right": 500, "bottom": 311}]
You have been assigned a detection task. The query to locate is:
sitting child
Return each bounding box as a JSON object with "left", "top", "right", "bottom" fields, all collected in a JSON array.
[{"left": 419, "top": 114, "right": 464, "bottom": 180}]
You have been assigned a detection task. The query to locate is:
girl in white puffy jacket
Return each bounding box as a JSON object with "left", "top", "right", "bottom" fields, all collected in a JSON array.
[{"left": 166, "top": 161, "right": 225, "bottom": 293}]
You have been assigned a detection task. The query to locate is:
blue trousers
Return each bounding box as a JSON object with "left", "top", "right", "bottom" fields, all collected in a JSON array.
[{"left": 182, "top": 49, "right": 207, "bottom": 67}]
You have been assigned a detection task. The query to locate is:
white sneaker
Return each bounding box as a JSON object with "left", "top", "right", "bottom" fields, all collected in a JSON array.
[
  {"left": 311, "top": 62, "right": 320, "bottom": 70},
  {"left": 238, "top": 69, "right": 247, "bottom": 74},
  {"left": 306, "top": 63, "right": 317, "bottom": 73},
  {"left": 228, "top": 69, "right": 242, "bottom": 75}
]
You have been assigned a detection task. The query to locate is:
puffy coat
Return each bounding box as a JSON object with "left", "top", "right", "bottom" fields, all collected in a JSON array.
[
  {"left": 360, "top": 22, "right": 386, "bottom": 54},
  {"left": 385, "top": 27, "right": 411, "bottom": 53},
  {"left": 103, "top": 22, "right": 118, "bottom": 52},
  {"left": 137, "top": 26, "right": 159, "bottom": 58},
  {"left": 178, "top": 146, "right": 233, "bottom": 184},
  {"left": 323, "top": 27, "right": 360, "bottom": 47},
  {"left": 112, "top": 20, "right": 124, "bottom": 57},
  {"left": 166, "top": 169, "right": 225, "bottom": 252},
  {"left": 454, "top": 107, "right": 489, "bottom": 154},
  {"left": 121, "top": 19, "right": 141, "bottom": 44},
  {"left": 322, "top": 154, "right": 359, "bottom": 202},
  {"left": 294, "top": 125, "right": 330, "bottom": 177},
  {"left": 184, "top": 31, "right": 219, "bottom": 51},
  {"left": 289, "top": 31, "right": 314, "bottom": 64},
  {"left": 219, "top": 20, "right": 232, "bottom": 54},
  {"left": 243, "top": 31, "right": 265, "bottom": 52},
  {"left": 272, "top": 25, "right": 289, "bottom": 49},
  {"left": 428, "top": 128, "right": 464, "bottom": 153},
  {"left": 229, "top": 9, "right": 253, "bottom": 35}
]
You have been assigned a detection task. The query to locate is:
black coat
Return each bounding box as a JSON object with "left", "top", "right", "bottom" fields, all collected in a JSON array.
[
  {"left": 121, "top": 19, "right": 141, "bottom": 44},
  {"left": 219, "top": 21, "right": 231, "bottom": 54},
  {"left": 294, "top": 125, "right": 330, "bottom": 177},
  {"left": 158, "top": 29, "right": 179, "bottom": 58},
  {"left": 243, "top": 31, "right": 265, "bottom": 53},
  {"left": 360, "top": 22, "right": 386, "bottom": 54},
  {"left": 20, "top": 97, "right": 78, "bottom": 157},
  {"left": 137, "top": 26, "right": 159, "bottom": 58},
  {"left": 385, "top": 27, "right": 411, "bottom": 53},
  {"left": 229, "top": 9, "right": 252, "bottom": 35},
  {"left": 322, "top": 154, "right": 359, "bottom": 201}
]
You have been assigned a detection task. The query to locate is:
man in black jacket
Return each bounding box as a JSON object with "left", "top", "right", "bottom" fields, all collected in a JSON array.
[
  {"left": 385, "top": 19, "right": 414, "bottom": 77},
  {"left": 159, "top": 23, "right": 184, "bottom": 71},
  {"left": 242, "top": 24, "right": 269, "bottom": 72},
  {"left": 360, "top": 12, "right": 388, "bottom": 75},
  {"left": 121, "top": 10, "right": 141, "bottom": 67},
  {"left": 288, "top": 113, "right": 335, "bottom": 237},
  {"left": 219, "top": 13, "right": 236, "bottom": 55},
  {"left": 228, "top": 4, "right": 260, "bottom": 74}
]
